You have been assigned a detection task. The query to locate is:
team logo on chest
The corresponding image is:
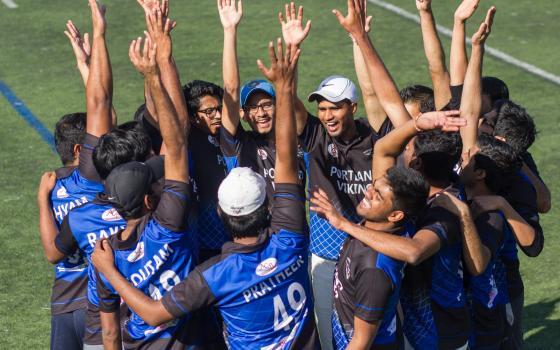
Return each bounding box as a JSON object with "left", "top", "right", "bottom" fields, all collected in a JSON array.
[
  {"left": 207, "top": 135, "right": 219, "bottom": 147},
  {"left": 363, "top": 148, "right": 372, "bottom": 157},
  {"left": 102, "top": 208, "right": 122, "bottom": 222},
  {"left": 327, "top": 143, "right": 338, "bottom": 159},
  {"left": 56, "top": 186, "right": 69, "bottom": 199},
  {"left": 256, "top": 257, "right": 278, "bottom": 276},
  {"left": 127, "top": 241, "right": 145, "bottom": 262},
  {"left": 257, "top": 148, "right": 268, "bottom": 160}
]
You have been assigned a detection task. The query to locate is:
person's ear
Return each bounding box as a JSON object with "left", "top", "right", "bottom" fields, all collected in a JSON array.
[
  {"left": 351, "top": 102, "right": 358, "bottom": 115},
  {"left": 474, "top": 168, "right": 486, "bottom": 181},
  {"left": 144, "top": 194, "right": 154, "bottom": 211},
  {"left": 240, "top": 108, "right": 249, "bottom": 122},
  {"left": 387, "top": 210, "right": 405, "bottom": 223},
  {"left": 73, "top": 144, "right": 82, "bottom": 160},
  {"left": 410, "top": 157, "right": 422, "bottom": 172},
  {"left": 494, "top": 135, "right": 506, "bottom": 143}
]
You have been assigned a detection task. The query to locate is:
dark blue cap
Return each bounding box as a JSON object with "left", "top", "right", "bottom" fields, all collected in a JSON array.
[{"left": 240, "top": 79, "right": 275, "bottom": 108}]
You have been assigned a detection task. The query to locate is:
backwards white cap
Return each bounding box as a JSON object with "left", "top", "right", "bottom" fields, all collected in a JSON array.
[
  {"left": 308, "top": 75, "right": 358, "bottom": 103},
  {"left": 218, "top": 167, "right": 267, "bottom": 217}
]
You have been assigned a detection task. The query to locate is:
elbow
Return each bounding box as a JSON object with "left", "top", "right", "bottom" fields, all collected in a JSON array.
[
  {"left": 537, "top": 200, "right": 551, "bottom": 214},
  {"left": 101, "top": 325, "right": 120, "bottom": 343},
  {"left": 145, "top": 316, "right": 165, "bottom": 328},
  {"left": 45, "top": 249, "right": 64, "bottom": 264},
  {"left": 406, "top": 247, "right": 424, "bottom": 266}
]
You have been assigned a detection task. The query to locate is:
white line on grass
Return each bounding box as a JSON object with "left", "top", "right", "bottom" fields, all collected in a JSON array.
[
  {"left": 2, "top": 0, "right": 18, "bottom": 9},
  {"left": 367, "top": 0, "right": 560, "bottom": 86}
]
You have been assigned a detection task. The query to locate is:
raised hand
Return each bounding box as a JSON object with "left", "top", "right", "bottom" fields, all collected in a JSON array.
[
  {"left": 416, "top": 0, "right": 432, "bottom": 12},
  {"left": 218, "top": 0, "right": 243, "bottom": 30},
  {"left": 333, "top": 0, "right": 367, "bottom": 38},
  {"left": 415, "top": 110, "right": 467, "bottom": 132},
  {"left": 279, "top": 2, "right": 311, "bottom": 47},
  {"left": 88, "top": 0, "right": 107, "bottom": 36},
  {"left": 432, "top": 191, "right": 469, "bottom": 217},
  {"left": 454, "top": 0, "right": 480, "bottom": 22},
  {"left": 257, "top": 38, "right": 300, "bottom": 89},
  {"left": 146, "top": 8, "right": 174, "bottom": 61},
  {"left": 309, "top": 187, "right": 346, "bottom": 231},
  {"left": 64, "top": 20, "right": 91, "bottom": 67},
  {"left": 129, "top": 35, "right": 157, "bottom": 77},
  {"left": 469, "top": 195, "right": 506, "bottom": 217},
  {"left": 91, "top": 239, "right": 115, "bottom": 274},
  {"left": 471, "top": 6, "right": 496, "bottom": 46}
]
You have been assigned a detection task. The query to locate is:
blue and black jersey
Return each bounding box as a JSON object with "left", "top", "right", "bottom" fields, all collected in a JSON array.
[
  {"left": 466, "top": 211, "right": 509, "bottom": 349},
  {"left": 49, "top": 157, "right": 104, "bottom": 315},
  {"left": 400, "top": 188, "right": 469, "bottom": 350},
  {"left": 161, "top": 184, "right": 320, "bottom": 350},
  {"left": 332, "top": 225, "right": 407, "bottom": 350},
  {"left": 96, "top": 180, "right": 199, "bottom": 349},
  {"left": 298, "top": 116, "right": 389, "bottom": 260},
  {"left": 220, "top": 124, "right": 307, "bottom": 201}
]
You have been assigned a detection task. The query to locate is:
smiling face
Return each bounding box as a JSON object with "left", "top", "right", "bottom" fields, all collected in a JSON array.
[
  {"left": 356, "top": 176, "right": 397, "bottom": 222},
  {"left": 317, "top": 99, "right": 357, "bottom": 139},
  {"left": 193, "top": 94, "right": 222, "bottom": 135},
  {"left": 242, "top": 91, "right": 275, "bottom": 135}
]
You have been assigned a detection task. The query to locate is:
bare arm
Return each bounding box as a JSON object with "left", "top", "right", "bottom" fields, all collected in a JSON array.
[
  {"left": 258, "top": 40, "right": 301, "bottom": 184},
  {"left": 37, "top": 172, "right": 66, "bottom": 264},
  {"left": 86, "top": 0, "right": 113, "bottom": 137},
  {"left": 334, "top": 0, "right": 410, "bottom": 129},
  {"left": 100, "top": 311, "right": 121, "bottom": 350},
  {"left": 460, "top": 8, "right": 496, "bottom": 153},
  {"left": 219, "top": 0, "right": 243, "bottom": 135},
  {"left": 450, "top": 0, "right": 480, "bottom": 86},
  {"left": 346, "top": 317, "right": 378, "bottom": 350},
  {"left": 416, "top": 0, "right": 451, "bottom": 110},
  {"left": 521, "top": 163, "right": 551, "bottom": 213}
]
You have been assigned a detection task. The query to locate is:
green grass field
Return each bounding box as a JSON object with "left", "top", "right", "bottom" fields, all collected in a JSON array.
[{"left": 1, "top": 0, "right": 558, "bottom": 348}]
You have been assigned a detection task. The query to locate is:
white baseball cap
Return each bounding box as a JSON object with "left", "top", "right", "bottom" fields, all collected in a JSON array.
[
  {"left": 308, "top": 75, "right": 358, "bottom": 103},
  {"left": 218, "top": 167, "right": 267, "bottom": 217}
]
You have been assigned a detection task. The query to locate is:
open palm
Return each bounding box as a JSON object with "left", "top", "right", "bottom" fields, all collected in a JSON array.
[{"left": 218, "top": 0, "right": 243, "bottom": 29}]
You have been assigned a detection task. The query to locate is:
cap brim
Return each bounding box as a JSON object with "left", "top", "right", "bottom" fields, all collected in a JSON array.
[{"left": 307, "top": 91, "right": 348, "bottom": 103}]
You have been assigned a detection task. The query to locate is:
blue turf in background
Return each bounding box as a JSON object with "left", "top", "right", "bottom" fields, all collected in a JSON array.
[{"left": 0, "top": 80, "right": 56, "bottom": 152}]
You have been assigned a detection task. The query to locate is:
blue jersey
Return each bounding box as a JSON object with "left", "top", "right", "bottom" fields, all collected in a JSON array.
[
  {"left": 401, "top": 189, "right": 469, "bottom": 350},
  {"left": 49, "top": 166, "right": 104, "bottom": 315},
  {"left": 332, "top": 225, "right": 409, "bottom": 350},
  {"left": 162, "top": 184, "right": 320, "bottom": 349},
  {"left": 96, "top": 180, "right": 199, "bottom": 349}
]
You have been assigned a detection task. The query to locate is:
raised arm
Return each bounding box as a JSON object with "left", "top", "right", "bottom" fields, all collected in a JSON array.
[
  {"left": 372, "top": 110, "right": 464, "bottom": 179},
  {"left": 218, "top": 0, "right": 243, "bottom": 135},
  {"left": 333, "top": 0, "right": 410, "bottom": 128},
  {"left": 460, "top": 7, "right": 496, "bottom": 153},
  {"left": 37, "top": 172, "right": 66, "bottom": 264},
  {"left": 450, "top": 0, "right": 480, "bottom": 86},
  {"left": 351, "top": 16, "right": 386, "bottom": 131},
  {"left": 279, "top": 2, "right": 311, "bottom": 135},
  {"left": 416, "top": 0, "right": 451, "bottom": 110},
  {"left": 257, "top": 39, "right": 301, "bottom": 184},
  {"left": 86, "top": 0, "right": 113, "bottom": 137}
]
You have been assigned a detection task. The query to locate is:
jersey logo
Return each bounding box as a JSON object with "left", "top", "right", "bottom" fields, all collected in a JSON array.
[
  {"left": 363, "top": 148, "right": 372, "bottom": 157},
  {"left": 56, "top": 186, "right": 69, "bottom": 199},
  {"left": 208, "top": 135, "right": 219, "bottom": 147},
  {"left": 328, "top": 143, "right": 338, "bottom": 158},
  {"left": 102, "top": 208, "right": 122, "bottom": 222},
  {"left": 257, "top": 148, "right": 268, "bottom": 160},
  {"left": 345, "top": 257, "right": 351, "bottom": 279},
  {"left": 256, "top": 257, "right": 278, "bottom": 276},
  {"left": 127, "top": 242, "right": 145, "bottom": 262}
]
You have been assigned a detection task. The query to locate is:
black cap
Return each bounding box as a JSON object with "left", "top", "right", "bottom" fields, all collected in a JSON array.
[
  {"left": 482, "top": 77, "right": 509, "bottom": 103},
  {"left": 104, "top": 156, "right": 164, "bottom": 218}
]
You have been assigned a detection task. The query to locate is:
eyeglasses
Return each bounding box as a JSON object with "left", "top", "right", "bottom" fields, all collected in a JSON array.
[
  {"left": 197, "top": 105, "right": 222, "bottom": 118},
  {"left": 245, "top": 101, "right": 274, "bottom": 115}
]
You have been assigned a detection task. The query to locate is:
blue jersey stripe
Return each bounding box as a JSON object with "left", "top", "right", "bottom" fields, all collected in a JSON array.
[{"left": 355, "top": 303, "right": 384, "bottom": 311}]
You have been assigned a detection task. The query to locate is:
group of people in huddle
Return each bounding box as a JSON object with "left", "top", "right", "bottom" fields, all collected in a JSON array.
[{"left": 37, "top": 0, "right": 549, "bottom": 349}]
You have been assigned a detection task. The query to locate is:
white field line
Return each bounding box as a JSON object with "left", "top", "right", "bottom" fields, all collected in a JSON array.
[
  {"left": 2, "top": 0, "right": 18, "bottom": 9},
  {"left": 367, "top": 0, "right": 560, "bottom": 86}
]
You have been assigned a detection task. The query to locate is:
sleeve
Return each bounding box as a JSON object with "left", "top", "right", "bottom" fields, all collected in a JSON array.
[
  {"left": 270, "top": 183, "right": 308, "bottom": 235},
  {"left": 96, "top": 269, "right": 120, "bottom": 313},
  {"left": 79, "top": 133, "right": 102, "bottom": 182},
  {"left": 419, "top": 206, "right": 461, "bottom": 245},
  {"left": 153, "top": 180, "right": 191, "bottom": 232},
  {"left": 354, "top": 267, "right": 393, "bottom": 322},
  {"left": 375, "top": 117, "right": 394, "bottom": 139},
  {"left": 219, "top": 123, "right": 246, "bottom": 157},
  {"left": 475, "top": 211, "right": 505, "bottom": 257},
  {"left": 161, "top": 269, "right": 216, "bottom": 318},
  {"left": 440, "top": 85, "right": 463, "bottom": 111},
  {"left": 54, "top": 215, "right": 80, "bottom": 256},
  {"left": 297, "top": 114, "right": 323, "bottom": 153}
]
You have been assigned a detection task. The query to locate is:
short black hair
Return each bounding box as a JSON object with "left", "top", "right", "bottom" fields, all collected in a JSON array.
[
  {"left": 54, "top": 113, "right": 86, "bottom": 165},
  {"left": 493, "top": 100, "right": 537, "bottom": 154},
  {"left": 400, "top": 85, "right": 435, "bottom": 113},
  {"left": 386, "top": 166, "right": 429, "bottom": 218},
  {"left": 474, "top": 133, "right": 522, "bottom": 193},
  {"left": 93, "top": 122, "right": 152, "bottom": 180},
  {"left": 414, "top": 130, "right": 462, "bottom": 182},
  {"left": 219, "top": 202, "right": 270, "bottom": 239},
  {"left": 133, "top": 104, "right": 163, "bottom": 154},
  {"left": 482, "top": 76, "right": 509, "bottom": 103},
  {"left": 183, "top": 80, "right": 224, "bottom": 119}
]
